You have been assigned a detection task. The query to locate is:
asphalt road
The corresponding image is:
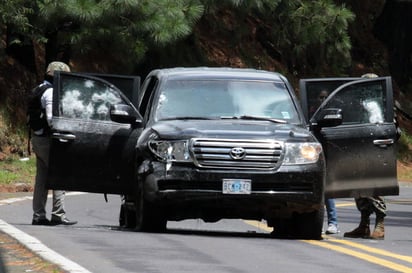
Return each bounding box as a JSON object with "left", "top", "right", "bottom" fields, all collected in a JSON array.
[{"left": 0, "top": 184, "right": 412, "bottom": 273}]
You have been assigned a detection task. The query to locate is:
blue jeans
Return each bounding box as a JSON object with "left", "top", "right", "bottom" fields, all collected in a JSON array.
[{"left": 326, "top": 198, "right": 338, "bottom": 225}]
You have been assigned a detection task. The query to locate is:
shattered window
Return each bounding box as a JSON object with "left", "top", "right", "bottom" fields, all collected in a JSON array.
[
  {"left": 59, "top": 77, "right": 124, "bottom": 121},
  {"left": 326, "top": 82, "right": 386, "bottom": 124}
]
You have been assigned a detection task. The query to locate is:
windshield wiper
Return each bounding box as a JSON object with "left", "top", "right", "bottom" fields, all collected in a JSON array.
[
  {"left": 160, "top": 116, "right": 217, "bottom": 121},
  {"left": 221, "top": 115, "right": 287, "bottom": 124}
]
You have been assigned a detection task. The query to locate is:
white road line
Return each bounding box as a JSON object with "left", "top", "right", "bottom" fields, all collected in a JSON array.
[
  {"left": 0, "top": 192, "right": 92, "bottom": 273},
  {"left": 0, "top": 196, "right": 33, "bottom": 205},
  {"left": 0, "top": 219, "right": 92, "bottom": 273},
  {"left": 0, "top": 192, "right": 86, "bottom": 206}
]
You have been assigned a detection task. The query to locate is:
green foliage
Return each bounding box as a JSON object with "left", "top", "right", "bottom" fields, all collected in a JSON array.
[
  {"left": 398, "top": 130, "right": 412, "bottom": 163},
  {"left": 1, "top": 0, "right": 354, "bottom": 75},
  {"left": 2, "top": 0, "right": 204, "bottom": 64},
  {"left": 0, "top": 0, "right": 32, "bottom": 34},
  {"left": 0, "top": 107, "right": 27, "bottom": 157},
  {"left": 202, "top": 0, "right": 281, "bottom": 11},
  {"left": 200, "top": 0, "right": 354, "bottom": 75},
  {"left": 0, "top": 169, "right": 18, "bottom": 185},
  {"left": 41, "top": 0, "right": 204, "bottom": 60},
  {"left": 264, "top": 0, "right": 355, "bottom": 75},
  {"left": 0, "top": 0, "right": 33, "bottom": 58}
]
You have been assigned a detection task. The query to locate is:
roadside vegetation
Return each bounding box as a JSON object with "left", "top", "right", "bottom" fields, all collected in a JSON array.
[
  {"left": 397, "top": 131, "right": 412, "bottom": 182},
  {"left": 0, "top": 107, "right": 35, "bottom": 190}
]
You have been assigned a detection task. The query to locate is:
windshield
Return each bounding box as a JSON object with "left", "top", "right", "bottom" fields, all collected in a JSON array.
[{"left": 154, "top": 79, "right": 299, "bottom": 123}]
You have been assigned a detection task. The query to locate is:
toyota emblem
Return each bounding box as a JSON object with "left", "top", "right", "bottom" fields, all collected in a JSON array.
[{"left": 230, "top": 147, "right": 246, "bottom": 160}]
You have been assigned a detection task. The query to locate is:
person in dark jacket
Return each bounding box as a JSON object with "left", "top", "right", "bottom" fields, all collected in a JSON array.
[{"left": 31, "top": 61, "right": 77, "bottom": 226}]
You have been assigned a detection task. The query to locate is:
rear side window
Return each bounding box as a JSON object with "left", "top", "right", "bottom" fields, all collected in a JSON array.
[
  {"left": 325, "top": 82, "right": 386, "bottom": 124},
  {"left": 58, "top": 75, "right": 127, "bottom": 121}
]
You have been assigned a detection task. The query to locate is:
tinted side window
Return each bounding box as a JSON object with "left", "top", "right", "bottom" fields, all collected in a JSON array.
[
  {"left": 139, "top": 76, "right": 158, "bottom": 118},
  {"left": 326, "top": 82, "right": 386, "bottom": 124},
  {"left": 59, "top": 76, "right": 126, "bottom": 121},
  {"left": 304, "top": 80, "right": 358, "bottom": 119}
]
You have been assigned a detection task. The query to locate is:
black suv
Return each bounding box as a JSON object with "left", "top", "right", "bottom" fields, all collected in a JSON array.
[{"left": 47, "top": 67, "right": 399, "bottom": 239}]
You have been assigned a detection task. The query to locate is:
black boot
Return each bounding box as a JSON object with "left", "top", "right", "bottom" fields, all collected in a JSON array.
[{"left": 344, "top": 212, "right": 370, "bottom": 238}]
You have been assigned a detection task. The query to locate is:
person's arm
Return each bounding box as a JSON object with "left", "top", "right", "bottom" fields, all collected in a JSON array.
[{"left": 41, "top": 87, "right": 53, "bottom": 126}]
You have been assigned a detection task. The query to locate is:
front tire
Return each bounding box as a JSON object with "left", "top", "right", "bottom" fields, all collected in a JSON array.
[
  {"left": 135, "top": 182, "right": 167, "bottom": 232},
  {"left": 270, "top": 206, "right": 324, "bottom": 240},
  {"left": 292, "top": 206, "right": 324, "bottom": 240}
]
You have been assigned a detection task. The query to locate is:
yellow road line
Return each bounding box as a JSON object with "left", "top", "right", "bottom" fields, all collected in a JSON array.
[
  {"left": 245, "top": 221, "right": 412, "bottom": 273},
  {"left": 324, "top": 236, "right": 412, "bottom": 264},
  {"left": 244, "top": 220, "right": 272, "bottom": 232},
  {"left": 336, "top": 202, "right": 354, "bottom": 207},
  {"left": 305, "top": 240, "right": 412, "bottom": 273}
]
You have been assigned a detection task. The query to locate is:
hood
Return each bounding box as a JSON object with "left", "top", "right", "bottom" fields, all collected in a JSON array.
[{"left": 149, "top": 119, "right": 315, "bottom": 142}]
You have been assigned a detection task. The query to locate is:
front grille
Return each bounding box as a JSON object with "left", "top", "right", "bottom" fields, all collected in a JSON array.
[
  {"left": 158, "top": 180, "right": 313, "bottom": 192},
  {"left": 191, "top": 138, "right": 283, "bottom": 169}
]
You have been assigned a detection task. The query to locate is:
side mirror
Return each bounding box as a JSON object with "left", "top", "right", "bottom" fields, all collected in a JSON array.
[
  {"left": 311, "top": 108, "right": 343, "bottom": 128},
  {"left": 110, "top": 104, "right": 142, "bottom": 126}
]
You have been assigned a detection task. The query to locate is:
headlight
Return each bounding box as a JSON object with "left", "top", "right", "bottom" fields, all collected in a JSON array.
[
  {"left": 148, "top": 140, "right": 191, "bottom": 162},
  {"left": 283, "top": 142, "right": 322, "bottom": 165}
]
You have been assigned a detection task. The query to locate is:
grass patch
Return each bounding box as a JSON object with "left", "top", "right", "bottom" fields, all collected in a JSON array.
[{"left": 0, "top": 155, "right": 36, "bottom": 186}]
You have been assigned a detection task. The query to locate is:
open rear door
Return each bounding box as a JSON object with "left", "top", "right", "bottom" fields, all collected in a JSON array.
[{"left": 300, "top": 77, "right": 399, "bottom": 198}]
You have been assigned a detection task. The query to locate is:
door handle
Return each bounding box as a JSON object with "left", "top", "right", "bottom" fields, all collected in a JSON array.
[
  {"left": 52, "top": 132, "right": 76, "bottom": 142},
  {"left": 373, "top": 139, "right": 394, "bottom": 146}
]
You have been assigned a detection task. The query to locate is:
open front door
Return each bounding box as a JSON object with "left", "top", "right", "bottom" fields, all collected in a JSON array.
[
  {"left": 300, "top": 77, "right": 399, "bottom": 198},
  {"left": 47, "top": 72, "right": 142, "bottom": 194}
]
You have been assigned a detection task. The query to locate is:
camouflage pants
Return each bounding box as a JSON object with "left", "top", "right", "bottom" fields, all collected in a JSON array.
[{"left": 355, "top": 196, "right": 387, "bottom": 217}]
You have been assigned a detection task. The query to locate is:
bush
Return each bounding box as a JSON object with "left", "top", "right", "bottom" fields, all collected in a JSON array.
[{"left": 397, "top": 130, "right": 412, "bottom": 163}]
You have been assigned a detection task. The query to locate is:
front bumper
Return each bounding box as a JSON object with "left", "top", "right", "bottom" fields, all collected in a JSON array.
[{"left": 139, "top": 160, "right": 325, "bottom": 221}]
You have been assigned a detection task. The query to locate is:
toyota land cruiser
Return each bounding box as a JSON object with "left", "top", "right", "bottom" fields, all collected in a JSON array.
[{"left": 47, "top": 67, "right": 399, "bottom": 239}]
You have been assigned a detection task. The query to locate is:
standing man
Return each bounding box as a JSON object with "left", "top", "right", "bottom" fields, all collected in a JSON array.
[
  {"left": 31, "top": 61, "right": 77, "bottom": 226},
  {"left": 343, "top": 73, "right": 387, "bottom": 239}
]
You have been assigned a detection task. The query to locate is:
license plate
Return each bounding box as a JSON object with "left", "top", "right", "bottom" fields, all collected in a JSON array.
[{"left": 222, "top": 179, "right": 251, "bottom": 194}]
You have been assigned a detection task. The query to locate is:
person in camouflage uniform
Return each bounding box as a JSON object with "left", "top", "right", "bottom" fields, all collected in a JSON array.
[
  {"left": 344, "top": 196, "right": 386, "bottom": 239},
  {"left": 343, "top": 73, "right": 388, "bottom": 240}
]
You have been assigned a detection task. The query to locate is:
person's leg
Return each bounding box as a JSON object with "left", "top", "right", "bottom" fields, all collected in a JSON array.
[
  {"left": 325, "top": 198, "right": 339, "bottom": 234},
  {"left": 31, "top": 136, "right": 50, "bottom": 224},
  {"left": 32, "top": 154, "right": 49, "bottom": 221},
  {"left": 344, "top": 197, "right": 372, "bottom": 238},
  {"left": 50, "top": 190, "right": 77, "bottom": 225},
  {"left": 369, "top": 196, "right": 386, "bottom": 239},
  {"left": 326, "top": 198, "right": 337, "bottom": 225},
  {"left": 51, "top": 190, "right": 66, "bottom": 219}
]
